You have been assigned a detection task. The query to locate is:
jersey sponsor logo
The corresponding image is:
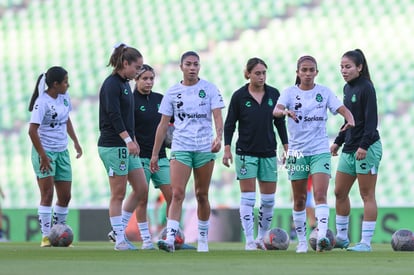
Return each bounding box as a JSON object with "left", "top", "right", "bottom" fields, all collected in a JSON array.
[
  {"left": 177, "top": 112, "right": 208, "bottom": 121},
  {"left": 186, "top": 113, "right": 207, "bottom": 119},
  {"left": 303, "top": 115, "right": 324, "bottom": 122},
  {"left": 294, "top": 102, "right": 302, "bottom": 110}
]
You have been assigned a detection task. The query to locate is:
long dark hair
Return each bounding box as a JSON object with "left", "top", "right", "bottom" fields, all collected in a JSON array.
[
  {"left": 28, "top": 66, "right": 67, "bottom": 112},
  {"left": 342, "top": 49, "right": 371, "bottom": 82}
]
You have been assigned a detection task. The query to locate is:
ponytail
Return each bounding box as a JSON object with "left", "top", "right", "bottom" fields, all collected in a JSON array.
[
  {"left": 28, "top": 66, "right": 68, "bottom": 112},
  {"left": 28, "top": 73, "right": 44, "bottom": 111},
  {"left": 107, "top": 43, "right": 142, "bottom": 74},
  {"left": 342, "top": 49, "right": 371, "bottom": 82}
]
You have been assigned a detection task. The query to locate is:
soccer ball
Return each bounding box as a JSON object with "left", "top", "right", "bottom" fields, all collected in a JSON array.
[
  {"left": 263, "top": 227, "right": 290, "bottom": 250},
  {"left": 391, "top": 229, "right": 414, "bottom": 251},
  {"left": 163, "top": 124, "right": 175, "bottom": 148},
  {"left": 48, "top": 224, "right": 74, "bottom": 247},
  {"left": 158, "top": 226, "right": 185, "bottom": 249},
  {"left": 309, "top": 228, "right": 335, "bottom": 251}
]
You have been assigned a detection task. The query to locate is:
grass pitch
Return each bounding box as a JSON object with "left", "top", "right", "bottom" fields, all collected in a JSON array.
[{"left": 0, "top": 242, "right": 413, "bottom": 275}]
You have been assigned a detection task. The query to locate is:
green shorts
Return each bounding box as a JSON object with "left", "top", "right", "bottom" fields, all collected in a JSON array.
[
  {"left": 141, "top": 157, "right": 170, "bottom": 188},
  {"left": 170, "top": 151, "right": 216, "bottom": 168},
  {"left": 286, "top": 153, "right": 331, "bottom": 181},
  {"left": 235, "top": 155, "right": 277, "bottom": 182},
  {"left": 98, "top": 147, "right": 143, "bottom": 176},
  {"left": 337, "top": 140, "right": 382, "bottom": 176},
  {"left": 31, "top": 147, "right": 72, "bottom": 181}
]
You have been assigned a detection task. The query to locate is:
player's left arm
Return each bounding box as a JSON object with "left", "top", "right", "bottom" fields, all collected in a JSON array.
[
  {"left": 66, "top": 117, "right": 83, "bottom": 158},
  {"left": 211, "top": 108, "right": 223, "bottom": 153}
]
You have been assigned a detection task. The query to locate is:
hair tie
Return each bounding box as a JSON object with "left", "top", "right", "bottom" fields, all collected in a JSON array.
[
  {"left": 38, "top": 73, "right": 46, "bottom": 93},
  {"left": 113, "top": 42, "right": 128, "bottom": 50}
]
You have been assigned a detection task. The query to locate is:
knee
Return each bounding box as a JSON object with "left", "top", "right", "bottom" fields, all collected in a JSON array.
[
  {"left": 195, "top": 190, "right": 208, "bottom": 204},
  {"left": 293, "top": 197, "right": 306, "bottom": 210},
  {"left": 172, "top": 188, "right": 185, "bottom": 203}
]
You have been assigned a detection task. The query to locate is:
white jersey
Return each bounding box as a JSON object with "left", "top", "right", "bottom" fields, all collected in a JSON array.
[
  {"left": 159, "top": 79, "right": 225, "bottom": 152},
  {"left": 277, "top": 84, "right": 342, "bottom": 156},
  {"left": 29, "top": 92, "right": 72, "bottom": 152}
]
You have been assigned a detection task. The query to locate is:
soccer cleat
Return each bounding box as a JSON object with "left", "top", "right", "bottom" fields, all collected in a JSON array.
[
  {"left": 0, "top": 237, "right": 9, "bottom": 242},
  {"left": 197, "top": 239, "right": 209, "bottom": 252},
  {"left": 334, "top": 237, "right": 350, "bottom": 249},
  {"left": 245, "top": 241, "right": 257, "bottom": 251},
  {"left": 114, "top": 240, "right": 130, "bottom": 251},
  {"left": 316, "top": 237, "right": 331, "bottom": 252},
  {"left": 347, "top": 242, "right": 372, "bottom": 252},
  {"left": 141, "top": 241, "right": 156, "bottom": 250},
  {"left": 124, "top": 237, "right": 138, "bottom": 250},
  {"left": 40, "top": 236, "right": 51, "bottom": 247},
  {"left": 157, "top": 239, "right": 175, "bottom": 252},
  {"left": 255, "top": 238, "right": 267, "bottom": 250},
  {"left": 108, "top": 231, "right": 116, "bottom": 243},
  {"left": 296, "top": 241, "right": 308, "bottom": 253}
]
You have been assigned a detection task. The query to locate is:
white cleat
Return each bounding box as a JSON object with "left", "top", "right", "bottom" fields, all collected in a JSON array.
[{"left": 296, "top": 241, "right": 308, "bottom": 253}]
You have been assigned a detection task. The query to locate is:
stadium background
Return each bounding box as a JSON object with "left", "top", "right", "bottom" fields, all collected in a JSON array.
[{"left": 1, "top": 0, "right": 413, "bottom": 242}]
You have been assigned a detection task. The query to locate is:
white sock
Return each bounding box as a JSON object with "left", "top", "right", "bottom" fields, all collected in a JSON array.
[
  {"left": 198, "top": 219, "right": 209, "bottom": 242},
  {"left": 240, "top": 192, "right": 256, "bottom": 243},
  {"left": 38, "top": 205, "right": 52, "bottom": 237},
  {"left": 292, "top": 210, "right": 307, "bottom": 243},
  {"left": 257, "top": 193, "right": 275, "bottom": 239},
  {"left": 53, "top": 205, "right": 68, "bottom": 225},
  {"left": 335, "top": 215, "right": 349, "bottom": 240},
  {"left": 166, "top": 219, "right": 180, "bottom": 244},
  {"left": 361, "top": 221, "right": 376, "bottom": 246},
  {"left": 121, "top": 210, "right": 133, "bottom": 229},
  {"left": 110, "top": 216, "right": 125, "bottom": 244},
  {"left": 315, "top": 204, "right": 329, "bottom": 240},
  {"left": 138, "top": 222, "right": 152, "bottom": 243}
]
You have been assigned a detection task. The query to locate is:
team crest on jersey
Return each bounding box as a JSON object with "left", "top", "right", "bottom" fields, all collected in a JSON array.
[
  {"left": 245, "top": 100, "right": 252, "bottom": 107},
  {"left": 139, "top": 105, "right": 146, "bottom": 111},
  {"left": 199, "top": 90, "right": 206, "bottom": 98},
  {"left": 119, "top": 161, "right": 127, "bottom": 171},
  {"left": 351, "top": 94, "right": 357, "bottom": 103},
  {"left": 123, "top": 89, "right": 128, "bottom": 95},
  {"left": 64, "top": 99, "right": 69, "bottom": 106},
  {"left": 268, "top": 98, "right": 273, "bottom": 106},
  {"left": 315, "top": 93, "right": 323, "bottom": 102}
]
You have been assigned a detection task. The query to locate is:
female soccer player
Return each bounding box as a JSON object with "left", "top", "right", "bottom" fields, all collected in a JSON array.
[
  {"left": 133, "top": 64, "right": 172, "bottom": 248},
  {"left": 151, "top": 51, "right": 225, "bottom": 252},
  {"left": 273, "top": 55, "right": 354, "bottom": 253},
  {"left": 223, "top": 57, "right": 288, "bottom": 250},
  {"left": 28, "top": 66, "right": 82, "bottom": 247},
  {"left": 331, "top": 49, "right": 382, "bottom": 252},
  {"left": 98, "top": 43, "right": 149, "bottom": 251}
]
